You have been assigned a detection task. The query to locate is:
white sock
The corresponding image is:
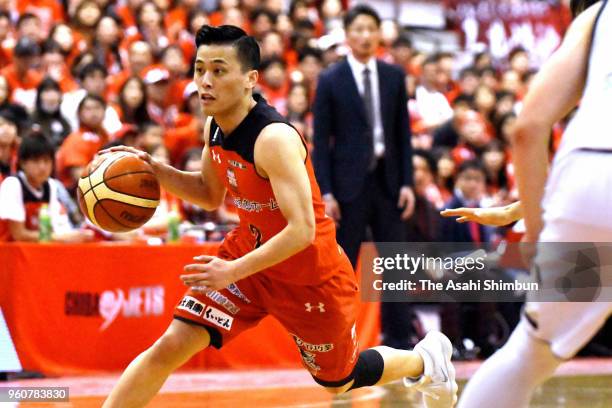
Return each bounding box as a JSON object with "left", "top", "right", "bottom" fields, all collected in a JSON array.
[{"left": 457, "top": 320, "right": 561, "bottom": 408}]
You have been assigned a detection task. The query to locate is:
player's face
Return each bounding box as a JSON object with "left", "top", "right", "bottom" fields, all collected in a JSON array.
[
  {"left": 194, "top": 44, "right": 257, "bottom": 116},
  {"left": 345, "top": 14, "right": 380, "bottom": 61}
]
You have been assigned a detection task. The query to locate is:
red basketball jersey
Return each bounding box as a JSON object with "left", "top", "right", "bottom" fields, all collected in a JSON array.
[{"left": 208, "top": 95, "right": 345, "bottom": 285}]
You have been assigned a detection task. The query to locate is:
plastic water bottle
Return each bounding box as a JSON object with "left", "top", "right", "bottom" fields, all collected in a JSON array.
[
  {"left": 38, "top": 204, "right": 52, "bottom": 242},
  {"left": 167, "top": 203, "right": 180, "bottom": 243}
]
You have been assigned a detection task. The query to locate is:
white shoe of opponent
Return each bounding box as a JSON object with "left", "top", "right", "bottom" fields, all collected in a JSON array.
[{"left": 404, "top": 331, "right": 458, "bottom": 408}]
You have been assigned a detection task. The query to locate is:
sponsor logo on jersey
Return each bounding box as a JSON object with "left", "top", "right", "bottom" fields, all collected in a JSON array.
[
  {"left": 206, "top": 290, "right": 240, "bottom": 315},
  {"left": 299, "top": 349, "right": 320, "bottom": 373},
  {"left": 211, "top": 150, "right": 221, "bottom": 164},
  {"left": 177, "top": 296, "right": 206, "bottom": 317},
  {"left": 232, "top": 197, "right": 279, "bottom": 213},
  {"left": 290, "top": 334, "right": 334, "bottom": 353},
  {"left": 228, "top": 159, "right": 247, "bottom": 169},
  {"left": 227, "top": 283, "right": 251, "bottom": 304},
  {"left": 304, "top": 302, "right": 325, "bottom": 313},
  {"left": 202, "top": 306, "right": 233, "bottom": 330},
  {"left": 226, "top": 168, "right": 238, "bottom": 188}
]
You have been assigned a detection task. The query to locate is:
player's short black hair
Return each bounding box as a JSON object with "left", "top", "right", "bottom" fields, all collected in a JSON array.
[
  {"left": 570, "top": 0, "right": 601, "bottom": 17},
  {"left": 195, "top": 25, "right": 260, "bottom": 71},
  {"left": 343, "top": 4, "right": 381, "bottom": 29},
  {"left": 18, "top": 134, "right": 55, "bottom": 162}
]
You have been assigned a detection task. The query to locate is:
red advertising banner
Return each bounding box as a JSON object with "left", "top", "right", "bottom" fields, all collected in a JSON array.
[
  {"left": 445, "top": 0, "right": 572, "bottom": 63},
  {"left": 0, "top": 243, "right": 379, "bottom": 376}
]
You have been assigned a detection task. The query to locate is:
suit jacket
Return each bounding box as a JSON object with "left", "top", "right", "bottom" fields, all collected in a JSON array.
[
  {"left": 312, "top": 58, "right": 413, "bottom": 202},
  {"left": 438, "top": 195, "right": 491, "bottom": 243}
]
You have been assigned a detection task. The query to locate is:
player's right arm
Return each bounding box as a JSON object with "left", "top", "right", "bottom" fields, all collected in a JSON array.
[
  {"left": 440, "top": 201, "right": 523, "bottom": 227},
  {"left": 99, "top": 117, "right": 226, "bottom": 210}
]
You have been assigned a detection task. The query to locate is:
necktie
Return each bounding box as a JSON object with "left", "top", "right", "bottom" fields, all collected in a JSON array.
[{"left": 362, "top": 67, "right": 376, "bottom": 169}]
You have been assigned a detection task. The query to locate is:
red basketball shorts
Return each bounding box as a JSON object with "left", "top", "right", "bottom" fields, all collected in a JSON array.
[{"left": 173, "top": 252, "right": 360, "bottom": 385}]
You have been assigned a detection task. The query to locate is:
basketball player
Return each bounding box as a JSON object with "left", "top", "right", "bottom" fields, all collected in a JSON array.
[
  {"left": 455, "top": 1, "right": 612, "bottom": 406},
  {"left": 100, "top": 25, "right": 457, "bottom": 408}
]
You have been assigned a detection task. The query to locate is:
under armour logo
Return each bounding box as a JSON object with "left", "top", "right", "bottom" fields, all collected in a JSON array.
[
  {"left": 305, "top": 302, "right": 325, "bottom": 313},
  {"left": 211, "top": 150, "right": 221, "bottom": 163}
]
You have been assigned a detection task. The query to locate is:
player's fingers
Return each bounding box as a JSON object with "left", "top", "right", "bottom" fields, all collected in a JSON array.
[
  {"left": 440, "top": 208, "right": 470, "bottom": 217},
  {"left": 193, "top": 255, "right": 215, "bottom": 262},
  {"left": 99, "top": 146, "right": 129, "bottom": 155},
  {"left": 457, "top": 216, "right": 470, "bottom": 223}
]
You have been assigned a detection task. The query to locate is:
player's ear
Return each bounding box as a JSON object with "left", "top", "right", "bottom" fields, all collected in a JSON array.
[{"left": 246, "top": 69, "right": 258, "bottom": 89}]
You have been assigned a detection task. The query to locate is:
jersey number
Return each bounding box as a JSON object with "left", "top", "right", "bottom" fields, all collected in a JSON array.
[{"left": 249, "top": 224, "right": 262, "bottom": 249}]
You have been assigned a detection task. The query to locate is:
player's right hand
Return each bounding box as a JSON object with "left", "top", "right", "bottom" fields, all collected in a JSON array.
[
  {"left": 323, "top": 194, "right": 341, "bottom": 223},
  {"left": 440, "top": 207, "right": 514, "bottom": 227},
  {"left": 98, "top": 145, "right": 152, "bottom": 164}
]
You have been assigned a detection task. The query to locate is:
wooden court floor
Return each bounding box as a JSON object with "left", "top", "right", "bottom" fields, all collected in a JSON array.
[{"left": 5, "top": 358, "right": 611, "bottom": 407}]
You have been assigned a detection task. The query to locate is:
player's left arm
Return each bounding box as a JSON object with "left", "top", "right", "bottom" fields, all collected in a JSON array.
[
  {"left": 181, "top": 123, "right": 314, "bottom": 290},
  {"left": 512, "top": 2, "right": 600, "bottom": 242}
]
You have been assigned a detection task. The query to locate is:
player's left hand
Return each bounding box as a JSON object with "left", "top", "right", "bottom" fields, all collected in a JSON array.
[
  {"left": 181, "top": 255, "right": 239, "bottom": 292},
  {"left": 398, "top": 186, "right": 415, "bottom": 220}
]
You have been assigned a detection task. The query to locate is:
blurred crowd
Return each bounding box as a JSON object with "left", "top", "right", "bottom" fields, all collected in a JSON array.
[
  {"left": 1, "top": 0, "right": 609, "bottom": 360},
  {"left": 0, "top": 0, "right": 567, "bottom": 244}
]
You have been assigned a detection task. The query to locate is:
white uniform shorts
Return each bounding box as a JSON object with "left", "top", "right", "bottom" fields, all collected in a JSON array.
[{"left": 526, "top": 152, "right": 612, "bottom": 359}]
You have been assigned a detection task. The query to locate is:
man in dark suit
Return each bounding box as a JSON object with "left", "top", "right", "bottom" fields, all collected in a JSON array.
[{"left": 312, "top": 4, "right": 415, "bottom": 349}]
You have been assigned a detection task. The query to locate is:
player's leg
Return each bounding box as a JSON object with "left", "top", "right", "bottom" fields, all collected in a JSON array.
[
  {"left": 319, "top": 331, "right": 457, "bottom": 408},
  {"left": 275, "top": 263, "right": 456, "bottom": 406},
  {"left": 457, "top": 318, "right": 560, "bottom": 408},
  {"left": 103, "top": 319, "right": 211, "bottom": 408},
  {"left": 462, "top": 217, "right": 612, "bottom": 407}
]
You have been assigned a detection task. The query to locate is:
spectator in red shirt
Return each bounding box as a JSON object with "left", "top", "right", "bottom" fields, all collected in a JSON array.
[
  {"left": 56, "top": 94, "right": 108, "bottom": 191},
  {"left": 1, "top": 37, "right": 42, "bottom": 111}
]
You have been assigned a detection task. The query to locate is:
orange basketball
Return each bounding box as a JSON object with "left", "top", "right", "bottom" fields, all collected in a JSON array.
[{"left": 77, "top": 152, "right": 161, "bottom": 232}]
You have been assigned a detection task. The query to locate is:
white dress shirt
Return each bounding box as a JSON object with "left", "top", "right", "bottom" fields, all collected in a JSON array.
[{"left": 347, "top": 53, "right": 385, "bottom": 158}]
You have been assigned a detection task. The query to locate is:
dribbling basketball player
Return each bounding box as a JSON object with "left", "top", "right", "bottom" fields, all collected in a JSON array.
[{"left": 100, "top": 25, "right": 457, "bottom": 408}]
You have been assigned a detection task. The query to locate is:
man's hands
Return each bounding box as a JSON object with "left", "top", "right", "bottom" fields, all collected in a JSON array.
[
  {"left": 181, "top": 255, "right": 241, "bottom": 292},
  {"left": 323, "top": 193, "right": 341, "bottom": 223},
  {"left": 398, "top": 186, "right": 415, "bottom": 220}
]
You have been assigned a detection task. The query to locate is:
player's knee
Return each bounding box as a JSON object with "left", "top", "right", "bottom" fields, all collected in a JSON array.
[
  {"left": 318, "top": 349, "right": 385, "bottom": 395},
  {"left": 148, "top": 333, "right": 187, "bottom": 368},
  {"left": 322, "top": 383, "right": 352, "bottom": 395}
]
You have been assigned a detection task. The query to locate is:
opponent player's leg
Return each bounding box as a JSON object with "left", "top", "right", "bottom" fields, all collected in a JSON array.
[
  {"left": 457, "top": 318, "right": 560, "bottom": 408},
  {"left": 103, "top": 319, "right": 211, "bottom": 408}
]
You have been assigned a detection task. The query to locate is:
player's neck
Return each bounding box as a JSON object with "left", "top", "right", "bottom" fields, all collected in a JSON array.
[{"left": 214, "top": 96, "right": 257, "bottom": 136}]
